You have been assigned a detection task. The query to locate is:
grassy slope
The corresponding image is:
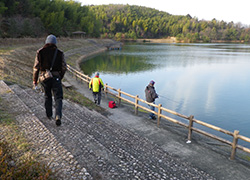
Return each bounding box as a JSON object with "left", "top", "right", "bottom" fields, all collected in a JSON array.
[
  {"left": 0, "top": 96, "right": 56, "bottom": 179},
  {"left": 0, "top": 38, "right": 116, "bottom": 178},
  {"left": 0, "top": 38, "right": 116, "bottom": 110}
]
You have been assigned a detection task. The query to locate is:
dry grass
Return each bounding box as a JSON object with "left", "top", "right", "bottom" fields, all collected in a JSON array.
[
  {"left": 0, "top": 97, "right": 56, "bottom": 179},
  {"left": 0, "top": 38, "right": 115, "bottom": 86},
  {"left": 0, "top": 38, "right": 115, "bottom": 178}
]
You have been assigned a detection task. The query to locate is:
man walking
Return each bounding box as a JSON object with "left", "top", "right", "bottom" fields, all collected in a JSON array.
[
  {"left": 89, "top": 72, "right": 104, "bottom": 105},
  {"left": 33, "top": 34, "right": 67, "bottom": 126},
  {"left": 145, "top": 80, "right": 158, "bottom": 119}
]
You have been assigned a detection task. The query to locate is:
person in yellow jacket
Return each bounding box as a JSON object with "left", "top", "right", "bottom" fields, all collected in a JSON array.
[{"left": 89, "top": 72, "right": 104, "bottom": 105}]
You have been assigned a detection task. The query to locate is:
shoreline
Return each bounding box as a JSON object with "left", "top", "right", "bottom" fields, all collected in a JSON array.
[
  {"left": 124, "top": 38, "right": 246, "bottom": 44},
  {"left": 136, "top": 37, "right": 176, "bottom": 43},
  {"left": 1, "top": 38, "right": 250, "bottom": 179},
  {"left": 75, "top": 47, "right": 107, "bottom": 72},
  {"left": 65, "top": 40, "right": 250, "bottom": 180}
]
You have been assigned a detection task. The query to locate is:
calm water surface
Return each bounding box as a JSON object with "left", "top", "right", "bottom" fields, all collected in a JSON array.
[{"left": 81, "top": 43, "right": 250, "bottom": 146}]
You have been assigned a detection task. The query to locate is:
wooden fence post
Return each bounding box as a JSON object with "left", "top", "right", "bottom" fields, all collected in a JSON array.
[
  {"left": 135, "top": 95, "right": 139, "bottom": 115},
  {"left": 118, "top": 88, "right": 121, "bottom": 106},
  {"left": 230, "top": 130, "right": 239, "bottom": 160},
  {"left": 104, "top": 83, "right": 108, "bottom": 98},
  {"left": 188, "top": 115, "right": 194, "bottom": 142},
  {"left": 157, "top": 104, "right": 162, "bottom": 127}
]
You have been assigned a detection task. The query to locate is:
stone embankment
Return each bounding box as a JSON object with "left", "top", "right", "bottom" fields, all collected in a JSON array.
[{"left": 0, "top": 80, "right": 215, "bottom": 179}]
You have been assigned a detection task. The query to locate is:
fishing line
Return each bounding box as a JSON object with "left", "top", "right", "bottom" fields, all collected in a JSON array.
[{"left": 157, "top": 93, "right": 179, "bottom": 104}]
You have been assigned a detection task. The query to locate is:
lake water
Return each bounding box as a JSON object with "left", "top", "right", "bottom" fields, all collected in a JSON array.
[{"left": 80, "top": 43, "right": 250, "bottom": 146}]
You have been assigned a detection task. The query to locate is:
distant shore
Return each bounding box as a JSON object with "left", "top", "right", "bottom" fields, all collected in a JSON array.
[
  {"left": 136, "top": 37, "right": 176, "bottom": 43},
  {"left": 124, "top": 37, "right": 246, "bottom": 43}
]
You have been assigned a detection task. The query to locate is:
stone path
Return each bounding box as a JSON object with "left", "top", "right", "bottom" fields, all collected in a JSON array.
[
  {"left": 65, "top": 72, "right": 250, "bottom": 180},
  {"left": 0, "top": 80, "right": 215, "bottom": 179},
  {"left": 0, "top": 81, "right": 91, "bottom": 179}
]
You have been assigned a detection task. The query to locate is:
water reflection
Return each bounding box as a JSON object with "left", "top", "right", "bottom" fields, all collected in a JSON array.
[
  {"left": 80, "top": 43, "right": 250, "bottom": 145},
  {"left": 81, "top": 43, "right": 250, "bottom": 75},
  {"left": 80, "top": 51, "right": 156, "bottom": 76}
]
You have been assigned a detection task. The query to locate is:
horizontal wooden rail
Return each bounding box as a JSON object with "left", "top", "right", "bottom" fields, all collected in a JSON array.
[
  {"left": 105, "top": 84, "right": 117, "bottom": 91},
  {"left": 193, "top": 118, "right": 234, "bottom": 137},
  {"left": 192, "top": 127, "right": 232, "bottom": 146},
  {"left": 120, "top": 90, "right": 136, "bottom": 99},
  {"left": 106, "top": 90, "right": 117, "bottom": 98},
  {"left": 67, "top": 65, "right": 91, "bottom": 82},
  {"left": 117, "top": 94, "right": 134, "bottom": 105},
  {"left": 161, "top": 106, "right": 189, "bottom": 119},
  {"left": 138, "top": 98, "right": 158, "bottom": 107},
  {"left": 237, "top": 144, "right": 250, "bottom": 154},
  {"left": 238, "top": 135, "right": 250, "bottom": 143},
  {"left": 161, "top": 113, "right": 189, "bottom": 128},
  {"left": 67, "top": 64, "right": 250, "bottom": 160}
]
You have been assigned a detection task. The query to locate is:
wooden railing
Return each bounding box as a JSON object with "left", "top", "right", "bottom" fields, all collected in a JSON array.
[
  {"left": 67, "top": 65, "right": 91, "bottom": 83},
  {"left": 67, "top": 64, "right": 250, "bottom": 160}
]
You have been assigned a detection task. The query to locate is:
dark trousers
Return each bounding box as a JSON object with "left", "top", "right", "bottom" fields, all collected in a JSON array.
[
  {"left": 93, "top": 91, "right": 101, "bottom": 105},
  {"left": 41, "top": 77, "right": 63, "bottom": 118}
]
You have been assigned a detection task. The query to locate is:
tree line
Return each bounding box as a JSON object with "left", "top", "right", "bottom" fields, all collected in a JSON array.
[
  {"left": 0, "top": 0, "right": 100, "bottom": 38},
  {"left": 1, "top": 0, "right": 250, "bottom": 42},
  {"left": 91, "top": 4, "right": 250, "bottom": 42}
]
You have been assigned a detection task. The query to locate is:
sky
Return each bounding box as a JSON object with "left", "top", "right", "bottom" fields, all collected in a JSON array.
[{"left": 78, "top": 0, "right": 250, "bottom": 26}]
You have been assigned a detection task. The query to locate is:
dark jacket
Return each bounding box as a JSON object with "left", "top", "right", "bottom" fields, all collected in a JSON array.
[
  {"left": 145, "top": 84, "right": 158, "bottom": 103},
  {"left": 33, "top": 44, "right": 67, "bottom": 83}
]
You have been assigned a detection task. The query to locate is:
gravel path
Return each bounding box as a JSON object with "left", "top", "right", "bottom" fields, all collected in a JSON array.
[
  {"left": 1, "top": 39, "right": 250, "bottom": 180},
  {"left": 0, "top": 80, "right": 215, "bottom": 179}
]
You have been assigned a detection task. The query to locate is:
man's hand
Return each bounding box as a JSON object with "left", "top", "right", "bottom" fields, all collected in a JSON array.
[{"left": 33, "top": 81, "right": 37, "bottom": 86}]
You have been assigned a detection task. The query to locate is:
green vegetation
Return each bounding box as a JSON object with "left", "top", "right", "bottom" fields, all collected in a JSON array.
[
  {"left": 91, "top": 4, "right": 250, "bottom": 42},
  {"left": 0, "top": 0, "right": 100, "bottom": 37},
  {"left": 1, "top": 1, "right": 250, "bottom": 42},
  {"left": 0, "top": 97, "right": 55, "bottom": 179},
  {"left": 63, "top": 87, "right": 109, "bottom": 116},
  {"left": 81, "top": 51, "right": 155, "bottom": 75}
]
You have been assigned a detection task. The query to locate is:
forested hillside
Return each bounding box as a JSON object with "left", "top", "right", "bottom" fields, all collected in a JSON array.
[
  {"left": 1, "top": 0, "right": 250, "bottom": 42},
  {"left": 91, "top": 4, "right": 250, "bottom": 42},
  {"left": 0, "top": 0, "right": 100, "bottom": 37}
]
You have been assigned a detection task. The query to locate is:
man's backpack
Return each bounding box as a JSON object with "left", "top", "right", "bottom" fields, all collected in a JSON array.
[{"left": 109, "top": 101, "right": 116, "bottom": 108}]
